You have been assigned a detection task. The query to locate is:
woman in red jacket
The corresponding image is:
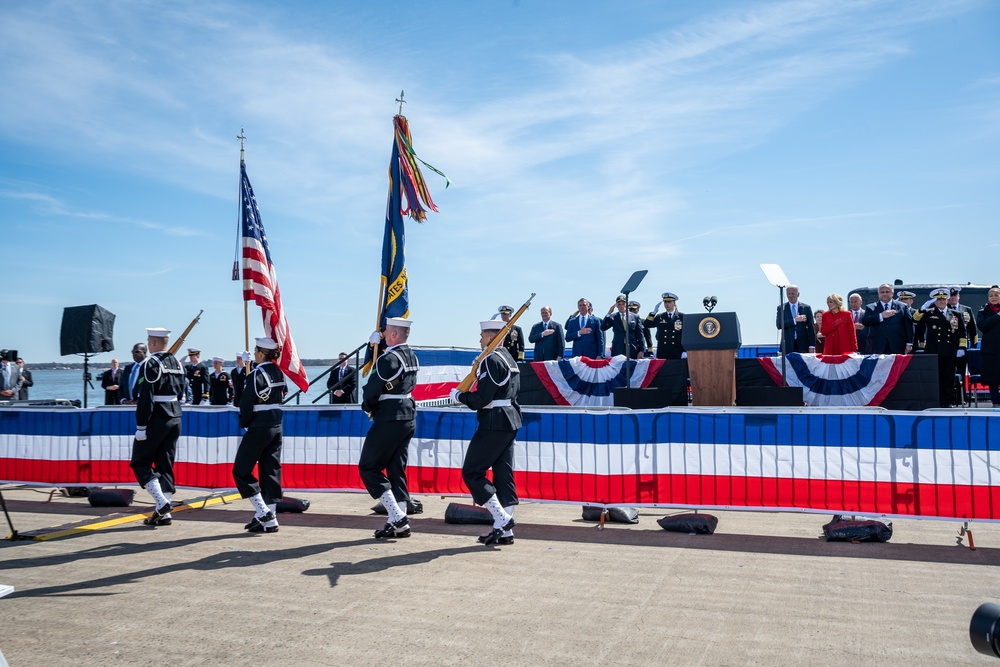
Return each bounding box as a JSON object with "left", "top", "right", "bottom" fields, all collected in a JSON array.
[{"left": 820, "top": 293, "right": 858, "bottom": 355}]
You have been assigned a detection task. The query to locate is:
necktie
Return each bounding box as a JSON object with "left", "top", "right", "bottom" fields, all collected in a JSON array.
[
  {"left": 1, "top": 364, "right": 8, "bottom": 389},
  {"left": 853, "top": 311, "right": 859, "bottom": 323}
]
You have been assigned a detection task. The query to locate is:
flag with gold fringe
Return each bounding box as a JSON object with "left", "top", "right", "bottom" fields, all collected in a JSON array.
[{"left": 363, "top": 115, "right": 445, "bottom": 376}]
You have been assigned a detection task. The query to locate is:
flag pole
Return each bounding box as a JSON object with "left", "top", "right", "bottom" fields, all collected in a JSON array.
[{"left": 236, "top": 128, "right": 250, "bottom": 352}]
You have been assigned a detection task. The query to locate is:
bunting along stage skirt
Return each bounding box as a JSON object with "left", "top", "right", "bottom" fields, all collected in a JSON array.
[
  {"left": 759, "top": 353, "right": 911, "bottom": 407},
  {"left": 3, "top": 405, "right": 999, "bottom": 521},
  {"left": 531, "top": 356, "right": 666, "bottom": 407}
]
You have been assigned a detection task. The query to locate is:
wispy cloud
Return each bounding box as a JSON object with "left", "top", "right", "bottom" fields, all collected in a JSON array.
[{"left": 1, "top": 188, "right": 212, "bottom": 237}]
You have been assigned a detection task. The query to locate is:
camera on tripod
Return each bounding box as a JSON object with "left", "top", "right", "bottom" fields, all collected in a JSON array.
[{"left": 0, "top": 349, "right": 17, "bottom": 363}]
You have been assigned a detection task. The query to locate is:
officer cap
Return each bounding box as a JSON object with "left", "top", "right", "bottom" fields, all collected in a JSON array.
[
  {"left": 480, "top": 320, "right": 505, "bottom": 331},
  {"left": 498, "top": 305, "right": 513, "bottom": 314},
  {"left": 187, "top": 347, "right": 201, "bottom": 354},
  {"left": 254, "top": 337, "right": 279, "bottom": 350},
  {"left": 628, "top": 300, "right": 640, "bottom": 309},
  {"left": 146, "top": 327, "right": 171, "bottom": 338},
  {"left": 615, "top": 295, "right": 626, "bottom": 304},
  {"left": 385, "top": 317, "right": 412, "bottom": 329},
  {"left": 930, "top": 288, "right": 949, "bottom": 300},
  {"left": 950, "top": 285, "right": 962, "bottom": 295},
  {"left": 661, "top": 292, "right": 678, "bottom": 301},
  {"left": 897, "top": 291, "right": 916, "bottom": 300}
]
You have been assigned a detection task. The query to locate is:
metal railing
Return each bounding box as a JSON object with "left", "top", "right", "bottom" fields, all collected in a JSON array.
[{"left": 283, "top": 342, "right": 367, "bottom": 405}]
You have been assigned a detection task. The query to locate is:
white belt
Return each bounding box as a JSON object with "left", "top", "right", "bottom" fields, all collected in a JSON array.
[
  {"left": 253, "top": 404, "right": 282, "bottom": 412},
  {"left": 379, "top": 393, "right": 413, "bottom": 401},
  {"left": 483, "top": 399, "right": 511, "bottom": 408},
  {"left": 152, "top": 396, "right": 178, "bottom": 403}
]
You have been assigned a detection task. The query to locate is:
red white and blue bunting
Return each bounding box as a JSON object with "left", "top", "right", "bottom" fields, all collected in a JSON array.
[
  {"left": 759, "top": 353, "right": 911, "bottom": 407},
  {"left": 532, "top": 355, "right": 665, "bottom": 406}
]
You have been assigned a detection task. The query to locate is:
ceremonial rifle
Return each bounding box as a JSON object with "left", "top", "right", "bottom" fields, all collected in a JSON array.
[
  {"left": 168, "top": 310, "right": 204, "bottom": 356},
  {"left": 455, "top": 293, "right": 535, "bottom": 393}
]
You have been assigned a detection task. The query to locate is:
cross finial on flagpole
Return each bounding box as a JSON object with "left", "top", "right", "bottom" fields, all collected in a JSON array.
[
  {"left": 395, "top": 90, "right": 406, "bottom": 115},
  {"left": 237, "top": 128, "right": 247, "bottom": 163}
]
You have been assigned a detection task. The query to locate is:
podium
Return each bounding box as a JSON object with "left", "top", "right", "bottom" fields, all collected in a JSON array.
[{"left": 681, "top": 312, "right": 741, "bottom": 406}]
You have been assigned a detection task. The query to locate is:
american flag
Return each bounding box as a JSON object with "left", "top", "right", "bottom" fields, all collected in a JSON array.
[{"left": 240, "top": 162, "right": 309, "bottom": 392}]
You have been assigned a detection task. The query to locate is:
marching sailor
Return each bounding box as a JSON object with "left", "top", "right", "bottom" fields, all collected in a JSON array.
[
  {"left": 131, "top": 327, "right": 185, "bottom": 526},
  {"left": 234, "top": 337, "right": 286, "bottom": 533},
  {"left": 450, "top": 320, "right": 521, "bottom": 546},
  {"left": 360, "top": 317, "right": 419, "bottom": 539}
]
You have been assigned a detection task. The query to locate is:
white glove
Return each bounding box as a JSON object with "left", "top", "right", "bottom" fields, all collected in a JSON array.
[
  {"left": 956, "top": 349, "right": 965, "bottom": 358},
  {"left": 134, "top": 427, "right": 147, "bottom": 442},
  {"left": 369, "top": 331, "right": 382, "bottom": 345},
  {"left": 652, "top": 301, "right": 662, "bottom": 315},
  {"left": 449, "top": 389, "right": 461, "bottom": 402},
  {"left": 680, "top": 352, "right": 687, "bottom": 359},
  {"left": 241, "top": 351, "right": 251, "bottom": 362}
]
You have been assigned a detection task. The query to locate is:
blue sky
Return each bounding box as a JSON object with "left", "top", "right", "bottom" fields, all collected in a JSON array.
[{"left": 3, "top": 0, "right": 998, "bottom": 367}]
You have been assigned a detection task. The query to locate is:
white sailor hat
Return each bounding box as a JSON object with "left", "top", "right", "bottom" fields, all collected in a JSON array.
[
  {"left": 255, "top": 337, "right": 279, "bottom": 350},
  {"left": 950, "top": 285, "right": 962, "bottom": 295},
  {"left": 385, "top": 317, "right": 412, "bottom": 329},
  {"left": 661, "top": 292, "right": 678, "bottom": 301},
  {"left": 930, "top": 288, "right": 949, "bottom": 299},
  {"left": 498, "top": 304, "right": 513, "bottom": 314},
  {"left": 146, "top": 327, "right": 171, "bottom": 338},
  {"left": 211, "top": 356, "right": 224, "bottom": 363},
  {"left": 480, "top": 320, "right": 505, "bottom": 331},
  {"left": 187, "top": 347, "right": 201, "bottom": 354}
]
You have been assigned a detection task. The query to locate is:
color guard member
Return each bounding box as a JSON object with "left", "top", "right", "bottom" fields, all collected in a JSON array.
[
  {"left": 450, "top": 320, "right": 521, "bottom": 546},
  {"left": 234, "top": 337, "right": 286, "bottom": 533},
  {"left": 131, "top": 327, "right": 185, "bottom": 526},
  {"left": 360, "top": 317, "right": 419, "bottom": 539}
]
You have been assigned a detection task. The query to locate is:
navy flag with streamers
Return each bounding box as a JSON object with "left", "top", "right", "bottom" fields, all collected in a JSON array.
[{"left": 363, "top": 115, "right": 445, "bottom": 376}]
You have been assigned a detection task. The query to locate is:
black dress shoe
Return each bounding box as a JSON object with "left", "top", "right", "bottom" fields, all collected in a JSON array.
[
  {"left": 245, "top": 516, "right": 261, "bottom": 531},
  {"left": 248, "top": 523, "right": 279, "bottom": 533},
  {"left": 481, "top": 528, "right": 506, "bottom": 545},
  {"left": 154, "top": 517, "right": 172, "bottom": 526},
  {"left": 502, "top": 517, "right": 516, "bottom": 532},
  {"left": 478, "top": 531, "right": 513, "bottom": 545},
  {"left": 143, "top": 503, "right": 173, "bottom": 526},
  {"left": 374, "top": 517, "right": 410, "bottom": 539}
]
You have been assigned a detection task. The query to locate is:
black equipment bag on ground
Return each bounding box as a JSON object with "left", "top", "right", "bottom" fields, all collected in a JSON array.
[
  {"left": 87, "top": 488, "right": 134, "bottom": 507},
  {"left": 657, "top": 513, "right": 718, "bottom": 534},
  {"left": 822, "top": 518, "right": 892, "bottom": 542},
  {"left": 581, "top": 506, "right": 640, "bottom": 524},
  {"left": 276, "top": 496, "right": 311, "bottom": 513},
  {"left": 443, "top": 502, "right": 494, "bottom": 525}
]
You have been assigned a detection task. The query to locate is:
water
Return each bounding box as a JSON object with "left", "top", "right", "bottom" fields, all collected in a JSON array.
[{"left": 20, "top": 366, "right": 335, "bottom": 406}]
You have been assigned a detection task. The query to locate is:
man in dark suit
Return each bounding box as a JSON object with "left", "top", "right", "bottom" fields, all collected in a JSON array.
[
  {"left": 629, "top": 301, "right": 654, "bottom": 356},
  {"left": 601, "top": 295, "right": 645, "bottom": 358},
  {"left": 776, "top": 285, "right": 816, "bottom": 353},
  {"left": 0, "top": 355, "right": 21, "bottom": 401},
  {"left": 119, "top": 343, "right": 148, "bottom": 404},
  {"left": 565, "top": 297, "right": 604, "bottom": 358},
  {"left": 16, "top": 358, "right": 32, "bottom": 400},
  {"left": 848, "top": 293, "right": 868, "bottom": 355},
  {"left": 101, "top": 358, "right": 122, "bottom": 405},
  {"left": 528, "top": 306, "right": 565, "bottom": 361},
  {"left": 327, "top": 352, "right": 358, "bottom": 404},
  {"left": 861, "top": 283, "right": 913, "bottom": 354}
]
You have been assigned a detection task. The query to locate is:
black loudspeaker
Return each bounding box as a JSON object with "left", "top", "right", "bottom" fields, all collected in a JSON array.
[
  {"left": 735, "top": 386, "right": 804, "bottom": 407},
  {"left": 60, "top": 305, "right": 115, "bottom": 356}
]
